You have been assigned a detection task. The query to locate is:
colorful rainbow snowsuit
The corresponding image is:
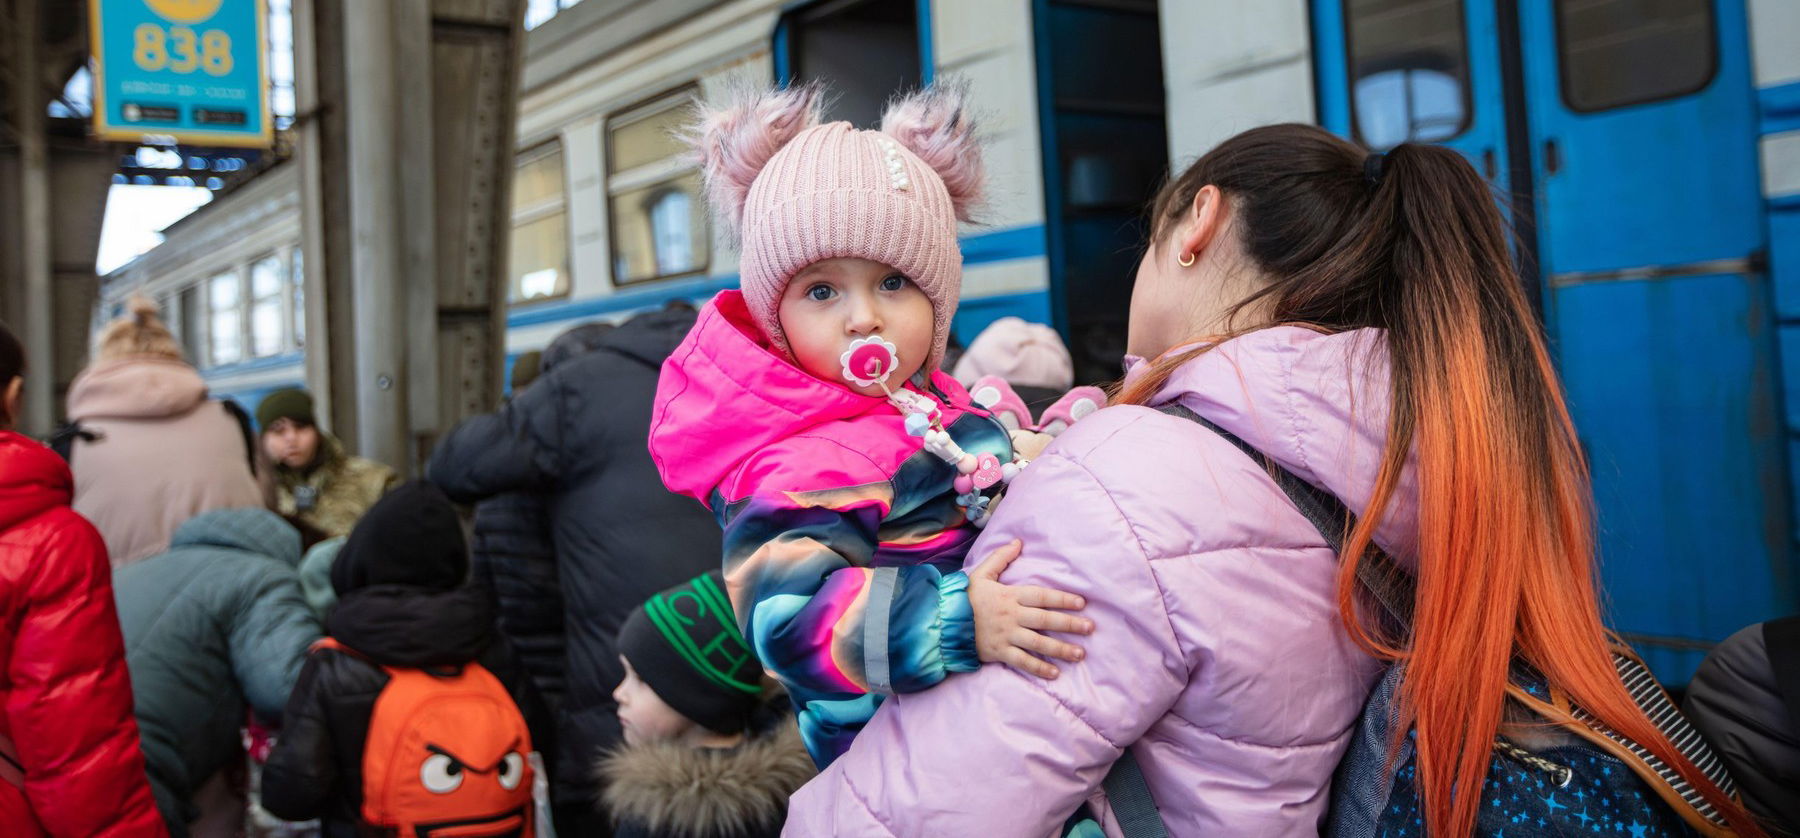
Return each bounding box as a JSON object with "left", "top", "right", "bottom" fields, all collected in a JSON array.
[{"left": 649, "top": 290, "right": 1014, "bottom": 766}]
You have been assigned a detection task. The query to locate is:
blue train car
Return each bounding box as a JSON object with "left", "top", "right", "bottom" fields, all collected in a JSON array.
[{"left": 1305, "top": 0, "right": 1799, "bottom": 681}]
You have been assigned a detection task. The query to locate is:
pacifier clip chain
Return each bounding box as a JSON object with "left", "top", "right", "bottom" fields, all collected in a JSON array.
[{"left": 841, "top": 336, "right": 1026, "bottom": 525}]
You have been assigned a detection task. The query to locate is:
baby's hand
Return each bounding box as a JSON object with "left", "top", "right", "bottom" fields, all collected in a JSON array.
[{"left": 968, "top": 539, "right": 1093, "bottom": 679}]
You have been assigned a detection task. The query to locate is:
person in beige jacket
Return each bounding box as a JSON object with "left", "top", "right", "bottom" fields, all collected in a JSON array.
[{"left": 64, "top": 297, "right": 263, "bottom": 566}]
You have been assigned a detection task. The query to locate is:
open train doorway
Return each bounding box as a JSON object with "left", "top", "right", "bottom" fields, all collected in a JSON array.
[{"left": 1032, "top": 0, "right": 1169, "bottom": 384}]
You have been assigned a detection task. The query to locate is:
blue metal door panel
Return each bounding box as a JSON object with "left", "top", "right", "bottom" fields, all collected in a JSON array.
[
  {"left": 1518, "top": 1, "right": 1788, "bottom": 680},
  {"left": 1551, "top": 273, "right": 1789, "bottom": 678},
  {"left": 1515, "top": 2, "right": 1763, "bottom": 276},
  {"left": 1310, "top": 0, "right": 1791, "bottom": 682}
]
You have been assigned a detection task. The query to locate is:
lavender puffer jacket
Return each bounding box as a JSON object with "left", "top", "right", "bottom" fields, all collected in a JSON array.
[{"left": 786, "top": 326, "right": 1421, "bottom": 836}]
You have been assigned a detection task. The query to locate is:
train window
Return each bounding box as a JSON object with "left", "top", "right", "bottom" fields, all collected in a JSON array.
[
  {"left": 290, "top": 247, "right": 305, "bottom": 348},
  {"left": 1343, "top": 0, "right": 1471, "bottom": 150},
  {"left": 782, "top": 0, "right": 921, "bottom": 130},
  {"left": 509, "top": 143, "right": 570, "bottom": 304},
  {"left": 208, "top": 271, "right": 243, "bottom": 366},
  {"left": 1555, "top": 0, "right": 1715, "bottom": 112},
  {"left": 608, "top": 89, "right": 708, "bottom": 286},
  {"left": 608, "top": 104, "right": 687, "bottom": 175},
  {"left": 525, "top": 0, "right": 582, "bottom": 30},
  {"left": 250, "top": 255, "right": 286, "bottom": 357}
]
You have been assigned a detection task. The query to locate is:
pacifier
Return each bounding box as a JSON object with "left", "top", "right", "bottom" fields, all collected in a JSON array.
[{"left": 841, "top": 336, "right": 901, "bottom": 389}]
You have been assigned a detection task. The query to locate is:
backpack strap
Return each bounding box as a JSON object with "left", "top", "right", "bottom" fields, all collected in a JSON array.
[
  {"left": 44, "top": 421, "right": 100, "bottom": 466},
  {"left": 1156, "top": 402, "right": 1741, "bottom": 835},
  {"left": 1100, "top": 748, "right": 1168, "bottom": 838}
]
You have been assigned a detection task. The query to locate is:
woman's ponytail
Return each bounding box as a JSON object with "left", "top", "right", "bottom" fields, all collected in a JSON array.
[{"left": 1123, "top": 125, "right": 1762, "bottom": 836}]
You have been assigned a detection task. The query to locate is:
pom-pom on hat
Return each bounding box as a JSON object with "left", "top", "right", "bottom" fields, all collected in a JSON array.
[{"left": 688, "top": 82, "right": 985, "bottom": 374}]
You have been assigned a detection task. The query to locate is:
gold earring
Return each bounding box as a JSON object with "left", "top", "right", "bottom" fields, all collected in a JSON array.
[{"left": 1178, "top": 251, "right": 1195, "bottom": 267}]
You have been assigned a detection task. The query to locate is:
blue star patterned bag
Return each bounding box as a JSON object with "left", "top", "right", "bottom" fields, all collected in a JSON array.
[{"left": 1327, "top": 663, "right": 1714, "bottom": 837}]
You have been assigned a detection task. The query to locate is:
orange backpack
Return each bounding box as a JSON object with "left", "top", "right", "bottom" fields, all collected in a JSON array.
[{"left": 314, "top": 638, "right": 534, "bottom": 838}]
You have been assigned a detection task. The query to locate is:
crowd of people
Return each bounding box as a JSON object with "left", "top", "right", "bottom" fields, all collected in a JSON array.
[{"left": 0, "top": 79, "right": 1797, "bottom": 838}]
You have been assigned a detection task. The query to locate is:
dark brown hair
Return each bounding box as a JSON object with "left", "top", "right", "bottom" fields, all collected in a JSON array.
[
  {"left": 0, "top": 319, "right": 21, "bottom": 385},
  {"left": 0, "top": 319, "right": 22, "bottom": 429},
  {"left": 1121, "top": 124, "right": 1758, "bottom": 836}
]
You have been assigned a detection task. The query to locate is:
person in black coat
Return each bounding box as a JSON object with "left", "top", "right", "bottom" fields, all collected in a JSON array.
[
  {"left": 426, "top": 303, "right": 721, "bottom": 837},
  {"left": 259, "top": 481, "right": 549, "bottom": 838},
  {"left": 469, "top": 322, "right": 618, "bottom": 716},
  {"left": 1684, "top": 618, "right": 1800, "bottom": 835}
]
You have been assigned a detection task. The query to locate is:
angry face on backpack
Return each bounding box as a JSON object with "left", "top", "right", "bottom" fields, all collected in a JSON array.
[
  {"left": 411, "top": 738, "right": 530, "bottom": 837},
  {"left": 359, "top": 659, "right": 536, "bottom": 838}
]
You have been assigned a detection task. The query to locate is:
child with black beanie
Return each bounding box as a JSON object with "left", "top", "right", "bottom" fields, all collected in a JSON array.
[
  {"left": 260, "top": 480, "right": 550, "bottom": 838},
  {"left": 600, "top": 571, "right": 814, "bottom": 838}
]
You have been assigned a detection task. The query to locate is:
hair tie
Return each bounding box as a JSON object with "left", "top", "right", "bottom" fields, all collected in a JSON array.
[{"left": 1363, "top": 152, "right": 1387, "bottom": 186}]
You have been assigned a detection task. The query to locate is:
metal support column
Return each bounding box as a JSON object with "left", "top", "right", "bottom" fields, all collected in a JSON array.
[
  {"left": 299, "top": 0, "right": 521, "bottom": 475},
  {"left": 13, "top": 0, "right": 54, "bottom": 435},
  {"left": 395, "top": 0, "right": 441, "bottom": 460},
  {"left": 292, "top": 0, "right": 336, "bottom": 436},
  {"left": 339, "top": 0, "right": 411, "bottom": 471}
]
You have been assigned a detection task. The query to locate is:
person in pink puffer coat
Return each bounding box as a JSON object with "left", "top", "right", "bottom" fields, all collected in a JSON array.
[
  {"left": 789, "top": 122, "right": 1757, "bottom": 837},
  {"left": 65, "top": 298, "right": 262, "bottom": 566},
  {"left": 787, "top": 322, "right": 1394, "bottom": 836}
]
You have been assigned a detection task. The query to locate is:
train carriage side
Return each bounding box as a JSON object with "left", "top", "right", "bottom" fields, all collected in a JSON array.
[{"left": 1159, "top": 0, "right": 1800, "bottom": 682}]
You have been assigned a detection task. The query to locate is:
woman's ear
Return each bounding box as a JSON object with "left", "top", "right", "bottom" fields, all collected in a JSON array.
[{"left": 1174, "top": 185, "right": 1227, "bottom": 266}]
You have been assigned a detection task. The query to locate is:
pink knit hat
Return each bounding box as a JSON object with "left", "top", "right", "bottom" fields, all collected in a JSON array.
[
  {"left": 952, "top": 317, "right": 1075, "bottom": 391},
  {"left": 689, "top": 83, "right": 985, "bottom": 373}
]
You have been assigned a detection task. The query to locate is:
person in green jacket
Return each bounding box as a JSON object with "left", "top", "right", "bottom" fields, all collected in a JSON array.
[
  {"left": 257, "top": 388, "right": 400, "bottom": 542},
  {"left": 114, "top": 507, "right": 323, "bottom": 838}
]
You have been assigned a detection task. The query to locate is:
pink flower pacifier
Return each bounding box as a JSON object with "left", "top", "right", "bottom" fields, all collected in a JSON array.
[
  {"left": 836, "top": 335, "right": 1027, "bottom": 527},
  {"left": 840, "top": 336, "right": 900, "bottom": 388}
]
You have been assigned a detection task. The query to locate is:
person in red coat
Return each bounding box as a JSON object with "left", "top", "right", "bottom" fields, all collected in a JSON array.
[{"left": 0, "top": 320, "right": 167, "bottom": 837}]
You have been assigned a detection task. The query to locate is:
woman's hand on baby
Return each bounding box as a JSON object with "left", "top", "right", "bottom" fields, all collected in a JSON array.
[{"left": 968, "top": 539, "right": 1093, "bottom": 679}]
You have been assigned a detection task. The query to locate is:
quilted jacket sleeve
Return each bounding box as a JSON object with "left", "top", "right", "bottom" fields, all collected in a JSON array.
[
  {"left": 228, "top": 563, "right": 323, "bottom": 720},
  {"left": 427, "top": 368, "right": 572, "bottom": 502},
  {"left": 6, "top": 511, "right": 168, "bottom": 837},
  {"left": 722, "top": 439, "right": 978, "bottom": 699},
  {"left": 784, "top": 448, "right": 1188, "bottom": 837}
]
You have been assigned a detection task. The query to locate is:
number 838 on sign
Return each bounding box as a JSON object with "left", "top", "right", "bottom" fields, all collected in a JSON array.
[{"left": 133, "top": 23, "right": 234, "bottom": 76}]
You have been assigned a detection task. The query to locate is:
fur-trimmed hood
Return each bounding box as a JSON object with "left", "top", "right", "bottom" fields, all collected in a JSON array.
[{"left": 598, "top": 719, "right": 815, "bottom": 838}]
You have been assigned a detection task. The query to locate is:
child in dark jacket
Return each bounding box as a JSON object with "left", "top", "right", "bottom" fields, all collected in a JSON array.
[
  {"left": 260, "top": 480, "right": 549, "bottom": 838},
  {"left": 598, "top": 571, "right": 814, "bottom": 838}
]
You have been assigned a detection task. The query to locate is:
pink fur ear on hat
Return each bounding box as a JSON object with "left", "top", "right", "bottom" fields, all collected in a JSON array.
[
  {"left": 879, "top": 84, "right": 985, "bottom": 223},
  {"left": 688, "top": 83, "right": 825, "bottom": 242}
]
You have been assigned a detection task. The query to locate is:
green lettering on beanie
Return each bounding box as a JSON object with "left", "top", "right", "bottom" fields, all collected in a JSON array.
[{"left": 643, "top": 577, "right": 761, "bottom": 695}]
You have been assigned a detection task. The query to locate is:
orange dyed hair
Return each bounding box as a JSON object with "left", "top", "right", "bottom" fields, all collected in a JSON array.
[{"left": 1119, "top": 124, "right": 1759, "bottom": 836}]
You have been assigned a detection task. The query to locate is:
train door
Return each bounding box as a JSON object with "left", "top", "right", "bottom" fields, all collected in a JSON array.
[
  {"left": 1032, "top": 0, "right": 1168, "bottom": 383},
  {"left": 1314, "top": 0, "right": 1788, "bottom": 680}
]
